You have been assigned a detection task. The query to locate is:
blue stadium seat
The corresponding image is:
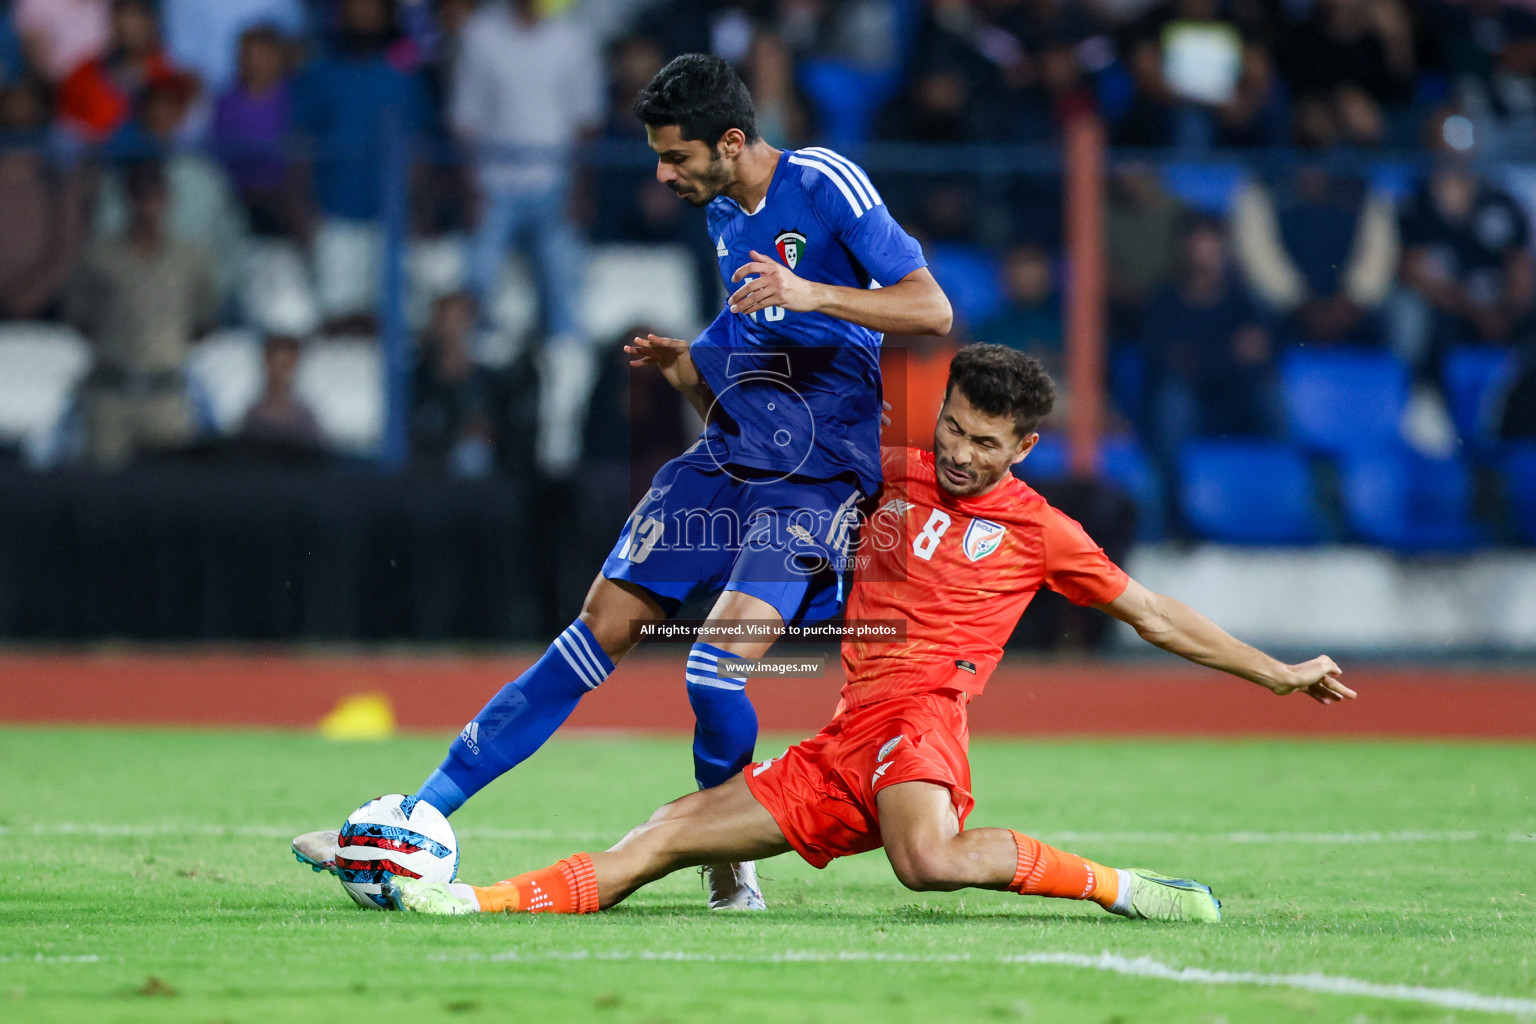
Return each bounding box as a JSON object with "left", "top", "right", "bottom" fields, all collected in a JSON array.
[
  {"left": 1015, "top": 432, "right": 1068, "bottom": 481},
  {"left": 1109, "top": 344, "right": 1146, "bottom": 425},
  {"left": 1340, "top": 449, "right": 1479, "bottom": 551},
  {"left": 1159, "top": 162, "right": 1246, "bottom": 216},
  {"left": 1101, "top": 434, "right": 1165, "bottom": 540},
  {"left": 1179, "top": 441, "right": 1322, "bottom": 544},
  {"left": 798, "top": 60, "right": 898, "bottom": 146},
  {"left": 1012, "top": 433, "right": 1163, "bottom": 539},
  {"left": 1367, "top": 162, "right": 1419, "bottom": 203},
  {"left": 1443, "top": 345, "right": 1514, "bottom": 450},
  {"left": 1504, "top": 444, "right": 1536, "bottom": 544},
  {"left": 1281, "top": 349, "right": 1408, "bottom": 457},
  {"left": 926, "top": 244, "right": 1003, "bottom": 328}
]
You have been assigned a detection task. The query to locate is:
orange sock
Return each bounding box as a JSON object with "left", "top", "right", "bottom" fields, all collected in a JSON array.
[
  {"left": 471, "top": 853, "right": 601, "bottom": 914},
  {"left": 1007, "top": 831, "right": 1121, "bottom": 910}
]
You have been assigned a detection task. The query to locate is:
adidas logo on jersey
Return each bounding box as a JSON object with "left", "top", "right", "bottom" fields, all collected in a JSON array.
[
  {"left": 716, "top": 236, "right": 728, "bottom": 258},
  {"left": 877, "top": 498, "right": 912, "bottom": 518}
]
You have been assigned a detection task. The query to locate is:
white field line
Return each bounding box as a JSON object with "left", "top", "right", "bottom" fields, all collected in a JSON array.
[
  {"left": 430, "top": 948, "right": 1536, "bottom": 1018},
  {"left": 7, "top": 946, "right": 1532, "bottom": 1017},
  {"left": 1, "top": 824, "right": 1532, "bottom": 845}
]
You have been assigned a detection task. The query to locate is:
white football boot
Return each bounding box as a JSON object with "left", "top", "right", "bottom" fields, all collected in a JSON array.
[
  {"left": 704, "top": 861, "right": 766, "bottom": 910},
  {"left": 292, "top": 829, "right": 341, "bottom": 875}
]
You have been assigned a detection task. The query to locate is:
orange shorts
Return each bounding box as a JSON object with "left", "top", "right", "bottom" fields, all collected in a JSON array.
[{"left": 743, "top": 689, "right": 975, "bottom": 869}]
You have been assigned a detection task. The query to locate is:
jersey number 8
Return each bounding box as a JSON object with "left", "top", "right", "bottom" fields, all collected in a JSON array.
[{"left": 912, "top": 509, "right": 951, "bottom": 560}]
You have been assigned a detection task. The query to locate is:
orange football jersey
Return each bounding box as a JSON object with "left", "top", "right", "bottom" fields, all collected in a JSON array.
[{"left": 840, "top": 447, "right": 1129, "bottom": 707}]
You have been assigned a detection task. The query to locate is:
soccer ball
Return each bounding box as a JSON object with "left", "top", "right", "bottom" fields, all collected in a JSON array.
[{"left": 335, "top": 794, "right": 459, "bottom": 910}]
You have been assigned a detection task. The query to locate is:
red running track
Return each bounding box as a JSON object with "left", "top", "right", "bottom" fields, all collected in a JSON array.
[{"left": 1, "top": 650, "right": 1533, "bottom": 738}]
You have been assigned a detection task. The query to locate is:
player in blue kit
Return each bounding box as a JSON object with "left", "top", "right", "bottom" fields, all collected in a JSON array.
[{"left": 293, "top": 54, "right": 951, "bottom": 909}]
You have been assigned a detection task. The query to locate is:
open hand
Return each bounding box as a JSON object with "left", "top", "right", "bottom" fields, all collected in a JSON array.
[
  {"left": 623, "top": 333, "right": 699, "bottom": 393},
  {"left": 1268, "top": 656, "right": 1355, "bottom": 705},
  {"left": 729, "top": 250, "right": 822, "bottom": 317}
]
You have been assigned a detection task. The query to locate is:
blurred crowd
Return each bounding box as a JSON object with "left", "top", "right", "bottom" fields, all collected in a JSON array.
[{"left": 0, "top": 0, "right": 1534, "bottom": 542}]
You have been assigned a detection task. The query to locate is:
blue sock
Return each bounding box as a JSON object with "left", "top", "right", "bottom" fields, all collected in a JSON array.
[
  {"left": 415, "top": 620, "right": 614, "bottom": 816},
  {"left": 685, "top": 642, "right": 758, "bottom": 789}
]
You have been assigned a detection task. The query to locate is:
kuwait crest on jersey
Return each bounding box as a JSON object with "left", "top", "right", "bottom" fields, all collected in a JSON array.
[
  {"left": 962, "top": 518, "right": 1006, "bottom": 561},
  {"left": 775, "top": 230, "right": 806, "bottom": 270}
]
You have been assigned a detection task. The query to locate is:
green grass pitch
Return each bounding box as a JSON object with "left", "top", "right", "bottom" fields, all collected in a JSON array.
[{"left": 1, "top": 726, "right": 1533, "bottom": 1023}]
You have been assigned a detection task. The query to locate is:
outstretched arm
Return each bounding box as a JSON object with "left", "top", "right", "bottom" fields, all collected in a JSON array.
[
  {"left": 1096, "top": 579, "right": 1356, "bottom": 705},
  {"left": 624, "top": 332, "right": 714, "bottom": 422},
  {"left": 729, "top": 254, "right": 953, "bottom": 336}
]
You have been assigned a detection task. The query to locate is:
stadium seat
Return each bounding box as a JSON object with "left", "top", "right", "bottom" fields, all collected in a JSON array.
[
  {"left": 1015, "top": 432, "right": 1068, "bottom": 482},
  {"left": 797, "top": 60, "right": 899, "bottom": 146},
  {"left": 1340, "top": 449, "right": 1479, "bottom": 551},
  {"left": 1367, "top": 162, "right": 1418, "bottom": 203},
  {"left": 241, "top": 237, "right": 319, "bottom": 337},
  {"left": 1442, "top": 344, "right": 1514, "bottom": 450},
  {"left": 926, "top": 244, "right": 1003, "bottom": 329},
  {"left": 407, "top": 234, "right": 469, "bottom": 329},
  {"left": 1109, "top": 344, "right": 1146, "bottom": 426},
  {"left": 1281, "top": 349, "right": 1409, "bottom": 457},
  {"left": 1179, "top": 440, "right": 1322, "bottom": 544},
  {"left": 582, "top": 243, "right": 701, "bottom": 343},
  {"left": 296, "top": 338, "right": 385, "bottom": 454},
  {"left": 1100, "top": 434, "right": 1165, "bottom": 540},
  {"left": 1504, "top": 444, "right": 1536, "bottom": 544},
  {"left": 186, "top": 330, "right": 264, "bottom": 435},
  {"left": 488, "top": 254, "right": 538, "bottom": 341},
  {"left": 1159, "top": 162, "right": 1246, "bottom": 216},
  {"left": 1012, "top": 434, "right": 1163, "bottom": 537},
  {"left": 0, "top": 323, "right": 92, "bottom": 464}
]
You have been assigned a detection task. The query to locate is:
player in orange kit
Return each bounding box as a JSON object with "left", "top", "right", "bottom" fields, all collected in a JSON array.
[{"left": 385, "top": 343, "right": 1355, "bottom": 922}]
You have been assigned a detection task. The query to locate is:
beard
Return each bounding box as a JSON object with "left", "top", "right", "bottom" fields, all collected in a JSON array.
[{"left": 671, "top": 155, "right": 730, "bottom": 206}]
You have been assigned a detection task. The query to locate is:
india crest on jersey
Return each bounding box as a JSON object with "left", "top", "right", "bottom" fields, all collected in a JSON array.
[
  {"left": 962, "top": 518, "right": 1006, "bottom": 561},
  {"left": 775, "top": 230, "right": 806, "bottom": 270}
]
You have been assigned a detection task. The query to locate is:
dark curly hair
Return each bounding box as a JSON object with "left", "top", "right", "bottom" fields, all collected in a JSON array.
[
  {"left": 944, "top": 344, "right": 1056, "bottom": 438},
  {"left": 631, "top": 53, "right": 759, "bottom": 148}
]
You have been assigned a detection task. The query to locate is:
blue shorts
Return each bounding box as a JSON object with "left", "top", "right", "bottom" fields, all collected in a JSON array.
[{"left": 601, "top": 440, "right": 864, "bottom": 626}]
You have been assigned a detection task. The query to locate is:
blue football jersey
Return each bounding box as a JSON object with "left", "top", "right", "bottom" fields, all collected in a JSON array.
[{"left": 689, "top": 147, "right": 927, "bottom": 494}]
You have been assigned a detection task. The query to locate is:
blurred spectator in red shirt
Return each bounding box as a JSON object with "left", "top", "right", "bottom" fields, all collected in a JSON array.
[
  {"left": 57, "top": 0, "right": 194, "bottom": 143},
  {"left": 15, "top": 0, "right": 109, "bottom": 83}
]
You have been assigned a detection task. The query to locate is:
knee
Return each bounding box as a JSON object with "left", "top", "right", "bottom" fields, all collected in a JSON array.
[
  {"left": 643, "top": 790, "right": 707, "bottom": 826},
  {"left": 887, "top": 845, "right": 959, "bottom": 893}
]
